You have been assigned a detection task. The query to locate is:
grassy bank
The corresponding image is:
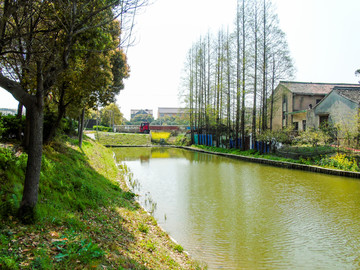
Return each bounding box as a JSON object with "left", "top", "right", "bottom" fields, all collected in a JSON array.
[
  {"left": 95, "top": 132, "right": 151, "bottom": 146},
  {"left": 0, "top": 138, "right": 204, "bottom": 269}
]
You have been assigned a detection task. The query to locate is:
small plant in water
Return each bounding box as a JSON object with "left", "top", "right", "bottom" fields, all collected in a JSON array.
[{"left": 144, "top": 192, "right": 157, "bottom": 216}]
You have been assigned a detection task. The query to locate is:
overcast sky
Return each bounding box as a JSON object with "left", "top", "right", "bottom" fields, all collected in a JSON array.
[{"left": 1, "top": 0, "right": 360, "bottom": 120}]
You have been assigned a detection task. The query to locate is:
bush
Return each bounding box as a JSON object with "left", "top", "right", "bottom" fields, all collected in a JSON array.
[
  {"left": 0, "top": 114, "right": 25, "bottom": 140},
  {"left": 317, "top": 153, "right": 359, "bottom": 172},
  {"left": 0, "top": 114, "right": 5, "bottom": 137},
  {"left": 298, "top": 128, "right": 330, "bottom": 147},
  {"left": 175, "top": 134, "right": 191, "bottom": 146},
  {"left": 92, "top": 125, "right": 113, "bottom": 132},
  {"left": 62, "top": 118, "right": 78, "bottom": 136}
]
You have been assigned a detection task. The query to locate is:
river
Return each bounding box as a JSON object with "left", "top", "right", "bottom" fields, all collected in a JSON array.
[{"left": 113, "top": 147, "right": 360, "bottom": 269}]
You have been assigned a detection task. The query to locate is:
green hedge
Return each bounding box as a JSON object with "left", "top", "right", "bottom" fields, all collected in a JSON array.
[{"left": 92, "top": 125, "right": 113, "bottom": 132}]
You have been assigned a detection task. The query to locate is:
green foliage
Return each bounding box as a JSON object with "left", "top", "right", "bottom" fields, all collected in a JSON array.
[
  {"left": 175, "top": 134, "right": 191, "bottom": 146},
  {"left": 298, "top": 128, "right": 330, "bottom": 147},
  {"left": 138, "top": 223, "right": 149, "bottom": 233},
  {"left": 52, "top": 231, "right": 104, "bottom": 264},
  {"left": 257, "top": 127, "right": 294, "bottom": 145},
  {"left": 0, "top": 114, "right": 5, "bottom": 137},
  {"left": 111, "top": 50, "right": 129, "bottom": 91},
  {"left": 142, "top": 240, "right": 156, "bottom": 253},
  {"left": 130, "top": 114, "right": 154, "bottom": 125},
  {"left": 100, "top": 103, "right": 123, "bottom": 127},
  {"left": 0, "top": 114, "right": 25, "bottom": 140},
  {"left": 0, "top": 148, "right": 27, "bottom": 218},
  {"left": 174, "top": 244, "right": 184, "bottom": 253},
  {"left": 317, "top": 153, "right": 359, "bottom": 172},
  {"left": 152, "top": 115, "right": 189, "bottom": 126},
  {"left": 93, "top": 125, "right": 113, "bottom": 132}
]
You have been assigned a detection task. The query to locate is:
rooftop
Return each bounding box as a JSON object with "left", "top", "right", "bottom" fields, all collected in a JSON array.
[
  {"left": 279, "top": 81, "right": 360, "bottom": 95},
  {"left": 333, "top": 87, "right": 360, "bottom": 104}
]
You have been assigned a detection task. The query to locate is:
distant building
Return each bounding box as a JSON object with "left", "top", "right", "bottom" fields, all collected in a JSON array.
[
  {"left": 0, "top": 108, "right": 17, "bottom": 116},
  {"left": 157, "top": 107, "right": 187, "bottom": 118},
  {"left": 130, "top": 109, "right": 153, "bottom": 120}
]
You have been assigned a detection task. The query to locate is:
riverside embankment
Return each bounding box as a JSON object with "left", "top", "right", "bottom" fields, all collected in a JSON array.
[{"left": 0, "top": 138, "right": 204, "bottom": 269}]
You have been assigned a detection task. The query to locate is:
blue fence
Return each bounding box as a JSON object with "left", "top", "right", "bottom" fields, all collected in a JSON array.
[
  {"left": 194, "top": 134, "right": 271, "bottom": 153},
  {"left": 194, "top": 134, "right": 213, "bottom": 146}
]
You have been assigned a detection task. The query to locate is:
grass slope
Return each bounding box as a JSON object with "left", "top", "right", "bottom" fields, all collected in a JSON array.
[
  {"left": 95, "top": 132, "right": 151, "bottom": 146},
  {"left": 0, "top": 138, "right": 203, "bottom": 269}
]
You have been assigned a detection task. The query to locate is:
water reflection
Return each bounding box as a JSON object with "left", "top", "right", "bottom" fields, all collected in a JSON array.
[{"left": 114, "top": 147, "right": 360, "bottom": 269}]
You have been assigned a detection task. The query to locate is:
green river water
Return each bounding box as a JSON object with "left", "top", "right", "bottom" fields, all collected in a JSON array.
[{"left": 113, "top": 147, "right": 360, "bottom": 269}]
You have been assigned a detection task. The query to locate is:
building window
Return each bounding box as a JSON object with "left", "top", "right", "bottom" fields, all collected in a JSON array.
[
  {"left": 302, "top": 120, "right": 306, "bottom": 131},
  {"left": 282, "top": 95, "right": 288, "bottom": 127},
  {"left": 293, "top": 122, "right": 299, "bottom": 131},
  {"left": 319, "top": 115, "right": 329, "bottom": 127}
]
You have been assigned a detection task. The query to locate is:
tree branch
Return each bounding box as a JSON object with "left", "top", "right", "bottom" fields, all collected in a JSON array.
[{"left": 0, "top": 73, "right": 34, "bottom": 107}]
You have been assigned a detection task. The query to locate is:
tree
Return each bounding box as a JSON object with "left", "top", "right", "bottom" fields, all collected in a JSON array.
[
  {"left": 101, "top": 103, "right": 124, "bottom": 127},
  {"left": 0, "top": 0, "right": 146, "bottom": 222},
  {"left": 130, "top": 114, "right": 154, "bottom": 124},
  {"left": 180, "top": 0, "right": 294, "bottom": 149}
]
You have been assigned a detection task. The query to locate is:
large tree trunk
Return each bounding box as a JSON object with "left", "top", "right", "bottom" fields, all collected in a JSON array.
[
  {"left": 17, "top": 102, "right": 24, "bottom": 141},
  {"left": 18, "top": 62, "right": 45, "bottom": 223},
  {"left": 18, "top": 104, "right": 43, "bottom": 222}
]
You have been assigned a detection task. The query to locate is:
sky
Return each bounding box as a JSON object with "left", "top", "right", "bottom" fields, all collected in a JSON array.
[{"left": 1, "top": 0, "right": 360, "bottom": 120}]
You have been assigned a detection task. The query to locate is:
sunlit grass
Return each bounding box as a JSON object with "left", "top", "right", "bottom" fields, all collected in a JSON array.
[
  {"left": 0, "top": 138, "right": 204, "bottom": 269},
  {"left": 96, "top": 132, "right": 151, "bottom": 146}
]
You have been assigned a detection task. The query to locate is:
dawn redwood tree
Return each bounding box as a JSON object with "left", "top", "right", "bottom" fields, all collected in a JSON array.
[{"left": 181, "top": 0, "right": 294, "bottom": 149}]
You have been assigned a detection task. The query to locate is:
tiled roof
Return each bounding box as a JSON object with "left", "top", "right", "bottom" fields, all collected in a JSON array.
[
  {"left": 334, "top": 87, "right": 360, "bottom": 104},
  {"left": 279, "top": 81, "right": 360, "bottom": 95},
  {"left": 158, "top": 107, "right": 186, "bottom": 114}
]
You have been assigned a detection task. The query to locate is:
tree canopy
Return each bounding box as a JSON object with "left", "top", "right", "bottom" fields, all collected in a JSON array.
[
  {"left": 0, "top": 0, "right": 147, "bottom": 221},
  {"left": 101, "top": 103, "right": 124, "bottom": 127}
]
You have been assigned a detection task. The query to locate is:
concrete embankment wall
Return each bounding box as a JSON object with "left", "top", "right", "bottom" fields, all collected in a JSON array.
[{"left": 182, "top": 146, "right": 360, "bottom": 179}]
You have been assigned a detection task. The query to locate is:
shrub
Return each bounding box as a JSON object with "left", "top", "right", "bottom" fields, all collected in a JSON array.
[
  {"left": 0, "top": 114, "right": 5, "bottom": 137},
  {"left": 317, "top": 153, "right": 359, "bottom": 172},
  {"left": 92, "top": 125, "right": 113, "bottom": 132},
  {"left": 299, "top": 128, "right": 330, "bottom": 147},
  {"left": 0, "top": 114, "right": 25, "bottom": 140}
]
